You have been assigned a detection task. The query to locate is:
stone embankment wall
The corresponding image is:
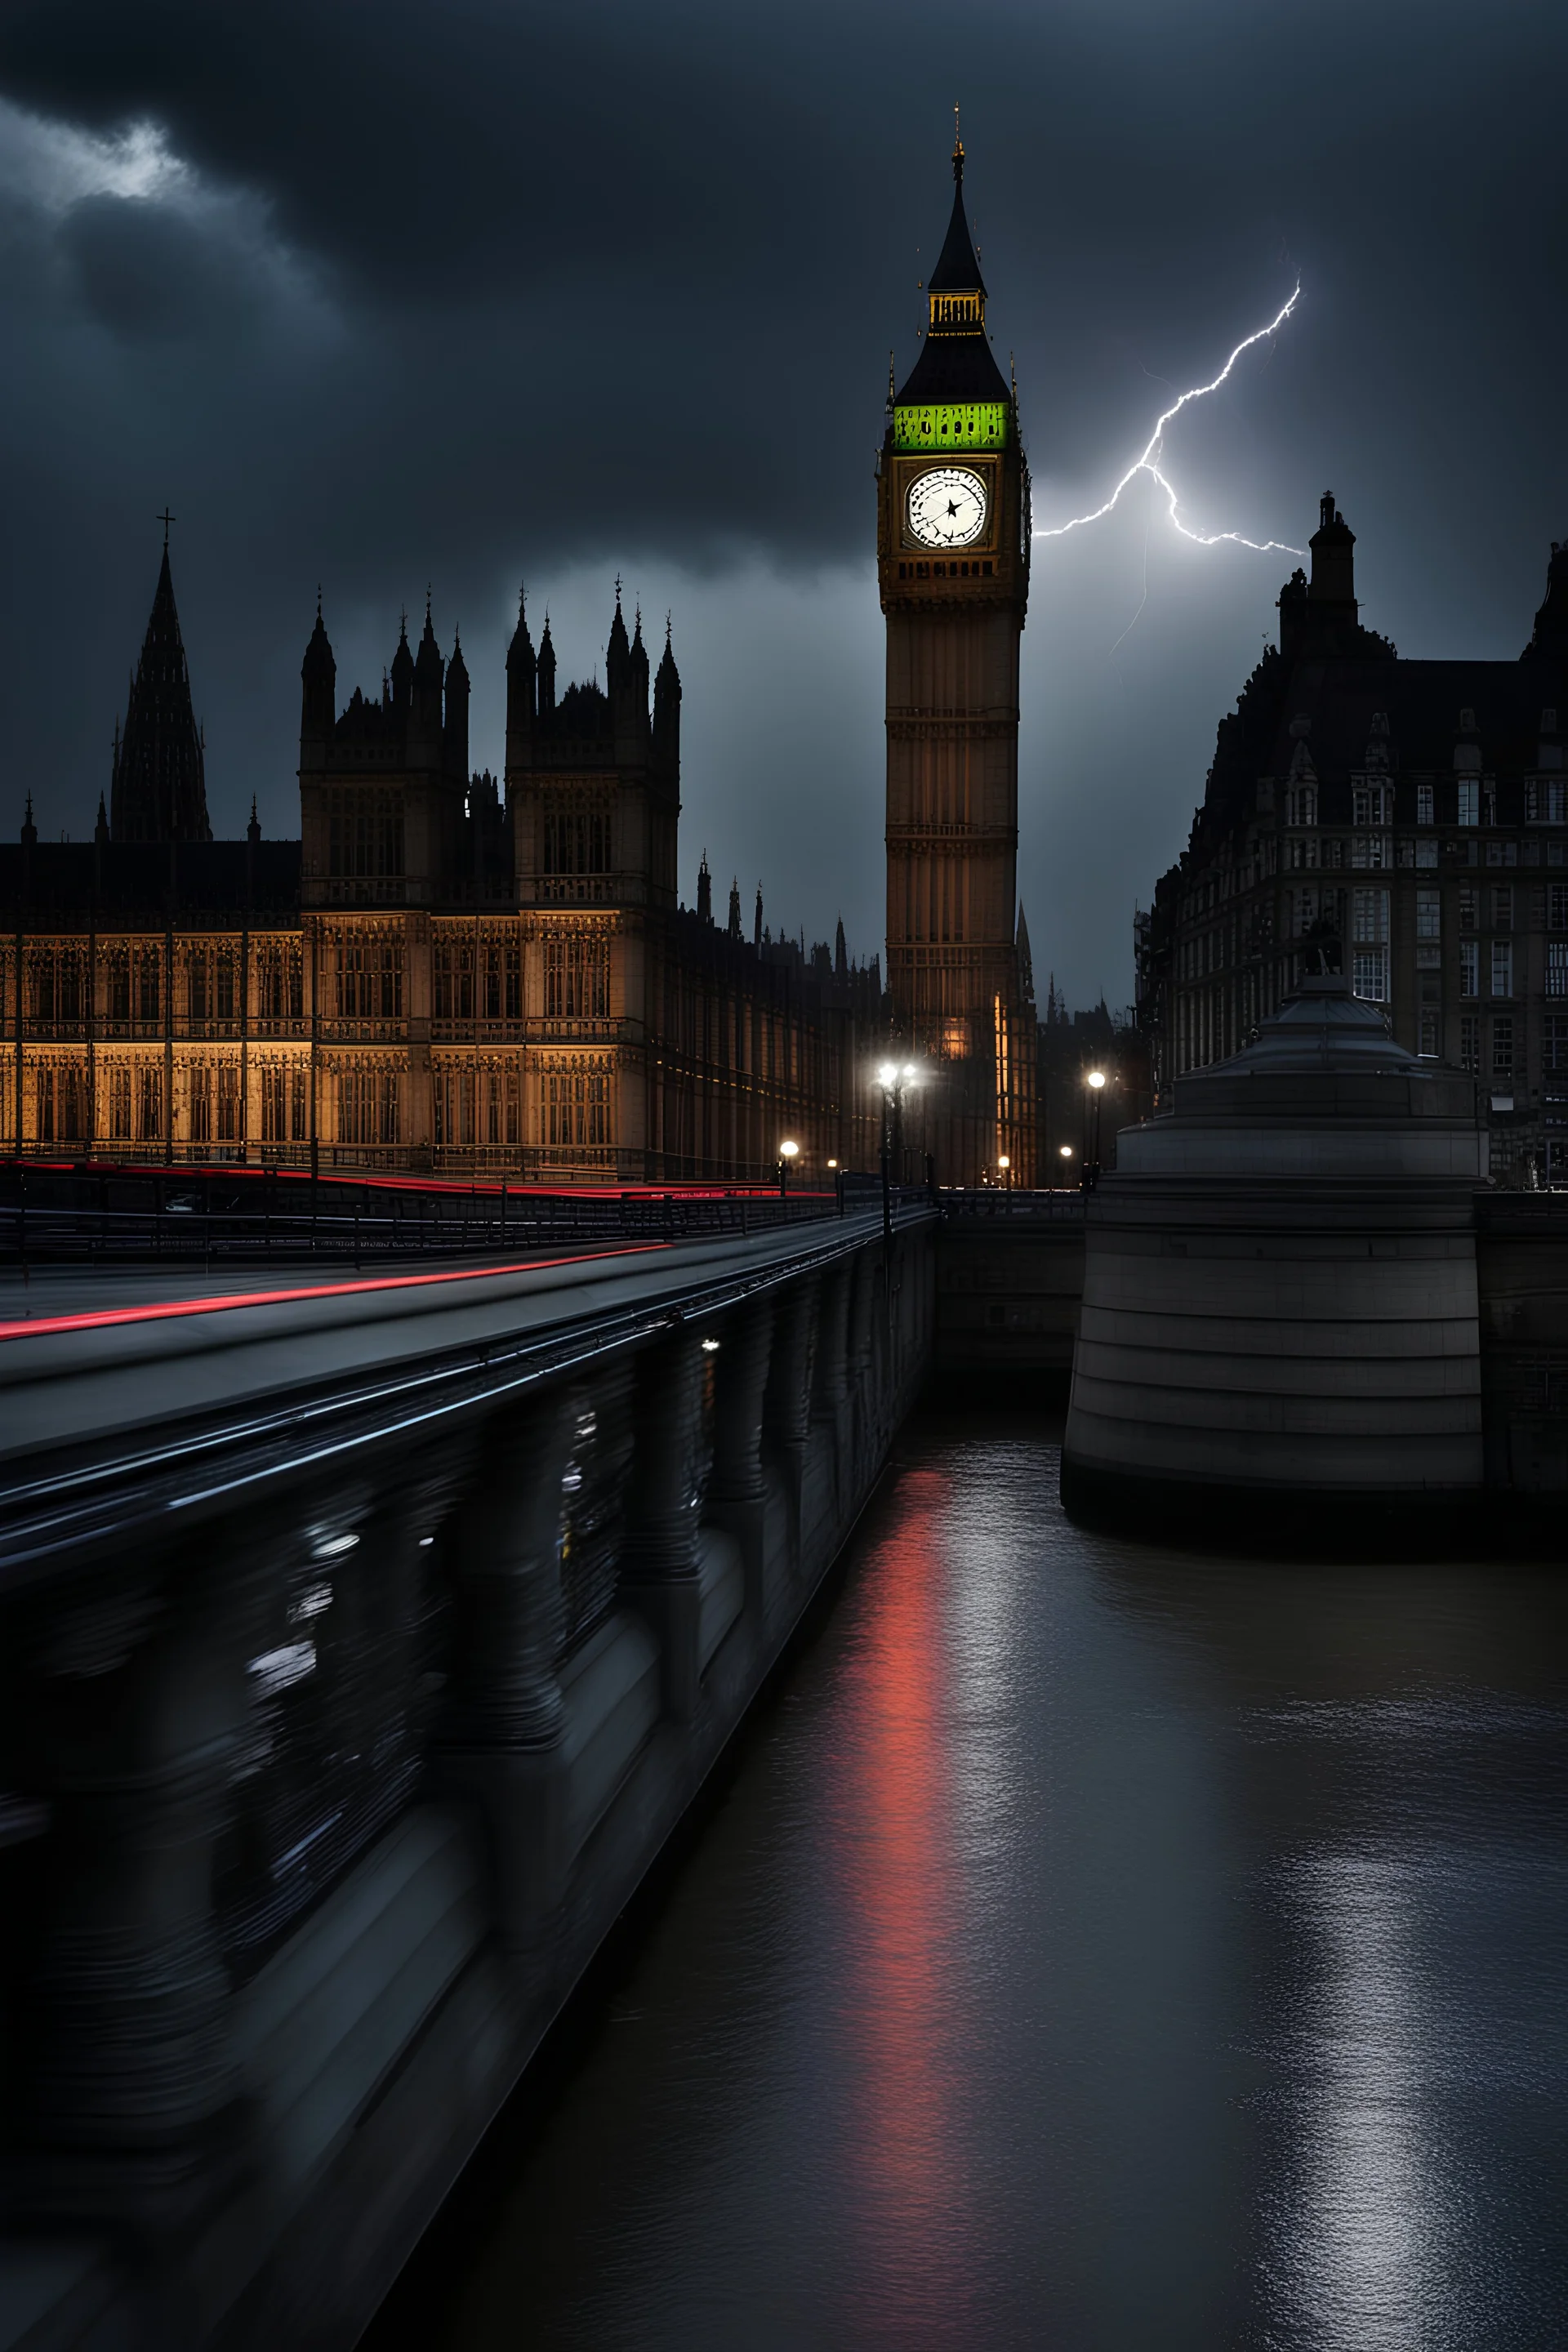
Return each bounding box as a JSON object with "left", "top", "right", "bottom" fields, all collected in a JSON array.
[
  {"left": 0, "top": 1213, "right": 933, "bottom": 2350},
  {"left": 936, "top": 1188, "right": 1568, "bottom": 1497},
  {"left": 932, "top": 1192, "right": 1084, "bottom": 1380},
  {"left": 1475, "top": 1194, "right": 1568, "bottom": 1491}
]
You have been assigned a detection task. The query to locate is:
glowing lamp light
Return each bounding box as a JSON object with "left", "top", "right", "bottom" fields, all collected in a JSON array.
[
  {"left": 826, "top": 1157, "right": 839, "bottom": 1169},
  {"left": 998, "top": 1155, "right": 1010, "bottom": 1170},
  {"left": 780, "top": 1139, "right": 800, "bottom": 1160},
  {"left": 701, "top": 1337, "right": 721, "bottom": 1354},
  {"left": 1059, "top": 1145, "right": 1075, "bottom": 1159},
  {"left": 1086, "top": 1070, "right": 1107, "bottom": 1089},
  {"left": 875, "top": 1062, "right": 898, "bottom": 1087},
  {"left": 903, "top": 1062, "right": 919, "bottom": 1080}
]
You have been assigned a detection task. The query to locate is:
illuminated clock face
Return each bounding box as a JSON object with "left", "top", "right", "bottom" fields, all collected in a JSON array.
[{"left": 906, "top": 466, "right": 989, "bottom": 550}]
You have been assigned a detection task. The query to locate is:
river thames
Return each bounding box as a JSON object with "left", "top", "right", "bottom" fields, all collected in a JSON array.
[{"left": 390, "top": 1410, "right": 1568, "bottom": 2351}]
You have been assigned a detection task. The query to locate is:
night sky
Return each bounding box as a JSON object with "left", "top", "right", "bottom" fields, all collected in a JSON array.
[{"left": 2, "top": 2, "right": 1565, "bottom": 1006}]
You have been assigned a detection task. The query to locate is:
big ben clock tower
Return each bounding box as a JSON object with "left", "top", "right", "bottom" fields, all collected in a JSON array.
[{"left": 879, "top": 131, "right": 1035, "bottom": 1186}]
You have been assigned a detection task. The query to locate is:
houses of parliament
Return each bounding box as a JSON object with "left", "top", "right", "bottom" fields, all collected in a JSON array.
[{"left": 0, "top": 141, "right": 1039, "bottom": 1188}]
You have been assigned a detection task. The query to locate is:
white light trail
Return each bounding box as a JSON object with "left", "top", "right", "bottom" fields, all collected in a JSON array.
[{"left": 1034, "top": 284, "right": 1304, "bottom": 555}]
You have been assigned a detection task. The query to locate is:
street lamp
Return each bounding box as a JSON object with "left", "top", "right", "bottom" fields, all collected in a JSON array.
[
  {"left": 997, "top": 1153, "right": 1011, "bottom": 1190},
  {"left": 874, "top": 1059, "right": 921, "bottom": 1238},
  {"left": 1084, "top": 1068, "right": 1107, "bottom": 1191},
  {"left": 778, "top": 1138, "right": 800, "bottom": 1197}
]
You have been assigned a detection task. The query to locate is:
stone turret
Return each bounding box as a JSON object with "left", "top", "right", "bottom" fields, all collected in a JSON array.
[
  {"left": 301, "top": 594, "right": 336, "bottom": 744},
  {"left": 390, "top": 616, "right": 413, "bottom": 713},
  {"left": 412, "top": 602, "right": 445, "bottom": 737},
  {"left": 506, "top": 589, "right": 535, "bottom": 771},
  {"left": 444, "top": 628, "right": 470, "bottom": 776},
  {"left": 653, "top": 620, "right": 680, "bottom": 772},
  {"left": 111, "top": 536, "right": 212, "bottom": 842}
]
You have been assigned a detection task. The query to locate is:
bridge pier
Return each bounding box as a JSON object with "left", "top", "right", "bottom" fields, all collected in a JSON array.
[
  {"left": 707, "top": 1298, "right": 776, "bottom": 1626},
  {"left": 439, "top": 1391, "right": 574, "bottom": 1946},
  {"left": 762, "top": 1273, "right": 818, "bottom": 1616},
  {"left": 26, "top": 1539, "right": 253, "bottom": 2239},
  {"left": 810, "top": 1258, "right": 854, "bottom": 1530},
  {"left": 620, "top": 1328, "right": 717, "bottom": 1723}
]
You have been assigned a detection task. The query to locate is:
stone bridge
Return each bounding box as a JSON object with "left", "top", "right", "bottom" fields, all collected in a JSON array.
[{"left": 0, "top": 1203, "right": 933, "bottom": 2350}]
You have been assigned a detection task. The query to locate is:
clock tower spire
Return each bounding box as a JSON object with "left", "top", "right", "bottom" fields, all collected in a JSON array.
[{"left": 878, "top": 136, "right": 1035, "bottom": 1185}]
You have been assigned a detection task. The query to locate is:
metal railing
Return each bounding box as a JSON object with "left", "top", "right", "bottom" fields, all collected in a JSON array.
[
  {"left": 938, "top": 1187, "right": 1088, "bottom": 1221},
  {"left": 0, "top": 1158, "right": 911, "bottom": 1269}
]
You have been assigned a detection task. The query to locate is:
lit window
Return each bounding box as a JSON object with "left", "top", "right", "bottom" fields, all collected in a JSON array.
[{"left": 1458, "top": 779, "right": 1480, "bottom": 826}]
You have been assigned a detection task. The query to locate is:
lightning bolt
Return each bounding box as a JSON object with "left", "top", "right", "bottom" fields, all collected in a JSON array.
[{"left": 1034, "top": 283, "right": 1304, "bottom": 555}]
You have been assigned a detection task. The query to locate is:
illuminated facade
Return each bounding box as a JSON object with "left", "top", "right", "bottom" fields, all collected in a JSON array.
[
  {"left": 877, "top": 134, "right": 1036, "bottom": 1185},
  {"left": 2, "top": 552, "right": 882, "bottom": 1180}
]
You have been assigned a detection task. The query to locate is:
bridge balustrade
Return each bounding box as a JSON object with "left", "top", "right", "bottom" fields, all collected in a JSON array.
[{"left": 0, "top": 1201, "right": 935, "bottom": 2350}]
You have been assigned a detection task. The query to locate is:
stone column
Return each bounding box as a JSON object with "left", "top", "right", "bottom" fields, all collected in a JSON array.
[
  {"left": 706, "top": 1298, "right": 775, "bottom": 1620},
  {"left": 763, "top": 1274, "right": 818, "bottom": 1576},
  {"left": 845, "top": 1245, "right": 880, "bottom": 1484},
  {"left": 619, "top": 1326, "right": 708, "bottom": 1720},
  {"left": 812, "top": 1261, "right": 855, "bottom": 1517},
  {"left": 25, "top": 1535, "right": 264, "bottom": 2235},
  {"left": 439, "top": 1385, "right": 572, "bottom": 1947}
]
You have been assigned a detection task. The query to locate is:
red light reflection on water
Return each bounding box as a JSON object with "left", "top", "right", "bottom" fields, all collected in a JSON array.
[{"left": 835, "top": 1467, "right": 978, "bottom": 2336}]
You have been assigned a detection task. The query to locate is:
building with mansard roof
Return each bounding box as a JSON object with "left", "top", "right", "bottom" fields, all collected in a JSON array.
[
  {"left": 2, "top": 544, "right": 884, "bottom": 1180},
  {"left": 1135, "top": 499, "right": 1568, "bottom": 1187}
]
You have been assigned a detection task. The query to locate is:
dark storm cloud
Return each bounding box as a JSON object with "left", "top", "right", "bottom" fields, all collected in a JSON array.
[{"left": 2, "top": 0, "right": 1566, "bottom": 996}]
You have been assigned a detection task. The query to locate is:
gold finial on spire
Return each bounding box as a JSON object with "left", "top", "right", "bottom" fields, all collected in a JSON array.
[
  {"left": 952, "top": 102, "right": 963, "bottom": 181},
  {"left": 889, "top": 349, "right": 896, "bottom": 401}
]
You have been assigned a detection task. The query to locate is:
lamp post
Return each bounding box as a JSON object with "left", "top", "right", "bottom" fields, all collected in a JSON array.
[
  {"left": 1085, "top": 1068, "right": 1107, "bottom": 1192},
  {"left": 1058, "top": 1143, "right": 1074, "bottom": 1191},
  {"left": 997, "top": 1152, "right": 1011, "bottom": 1191},
  {"left": 778, "top": 1138, "right": 800, "bottom": 1198},
  {"left": 875, "top": 1060, "right": 920, "bottom": 1243}
]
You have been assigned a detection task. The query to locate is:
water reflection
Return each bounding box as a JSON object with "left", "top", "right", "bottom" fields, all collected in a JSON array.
[
  {"left": 411, "top": 1419, "right": 1568, "bottom": 2352},
  {"left": 830, "top": 1468, "right": 977, "bottom": 2340}
]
